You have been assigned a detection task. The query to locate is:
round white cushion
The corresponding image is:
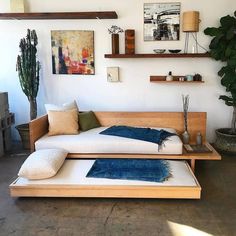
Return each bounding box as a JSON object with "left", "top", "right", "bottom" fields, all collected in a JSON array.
[{"left": 18, "top": 149, "right": 68, "bottom": 180}]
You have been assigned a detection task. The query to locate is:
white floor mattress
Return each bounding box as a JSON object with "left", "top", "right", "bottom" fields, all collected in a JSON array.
[
  {"left": 35, "top": 127, "right": 183, "bottom": 154},
  {"left": 16, "top": 160, "right": 197, "bottom": 187}
]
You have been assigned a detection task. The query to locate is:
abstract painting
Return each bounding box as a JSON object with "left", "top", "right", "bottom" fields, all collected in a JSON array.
[
  {"left": 51, "top": 30, "right": 94, "bottom": 75},
  {"left": 144, "top": 2, "right": 180, "bottom": 41}
]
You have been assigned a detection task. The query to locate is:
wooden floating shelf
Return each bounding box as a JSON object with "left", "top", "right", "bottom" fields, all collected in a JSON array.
[
  {"left": 150, "top": 76, "right": 204, "bottom": 83},
  {"left": 104, "top": 53, "right": 210, "bottom": 58},
  {"left": 0, "top": 11, "right": 118, "bottom": 20}
]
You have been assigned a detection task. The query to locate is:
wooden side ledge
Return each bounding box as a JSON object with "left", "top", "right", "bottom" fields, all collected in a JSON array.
[{"left": 29, "top": 115, "right": 48, "bottom": 152}]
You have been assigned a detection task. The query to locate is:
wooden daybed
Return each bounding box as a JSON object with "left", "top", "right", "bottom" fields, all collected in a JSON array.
[{"left": 10, "top": 112, "right": 221, "bottom": 199}]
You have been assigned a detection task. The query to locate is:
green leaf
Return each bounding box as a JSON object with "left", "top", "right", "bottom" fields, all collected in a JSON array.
[
  {"left": 221, "top": 75, "right": 232, "bottom": 86},
  {"left": 226, "top": 26, "right": 235, "bottom": 40},
  {"left": 231, "top": 92, "right": 236, "bottom": 101},
  {"left": 226, "top": 101, "right": 234, "bottom": 106},
  {"left": 228, "top": 83, "right": 236, "bottom": 92},
  {"left": 209, "top": 47, "right": 224, "bottom": 60},
  {"left": 209, "top": 34, "right": 224, "bottom": 48},
  {"left": 220, "top": 65, "right": 236, "bottom": 87},
  {"left": 220, "top": 95, "right": 233, "bottom": 101},
  {"left": 219, "top": 95, "right": 234, "bottom": 106},
  {"left": 228, "top": 57, "right": 236, "bottom": 66},
  {"left": 225, "top": 45, "right": 233, "bottom": 58},
  {"left": 204, "top": 27, "right": 222, "bottom": 37},
  {"left": 220, "top": 15, "right": 235, "bottom": 30},
  {"left": 218, "top": 66, "right": 227, "bottom": 77}
]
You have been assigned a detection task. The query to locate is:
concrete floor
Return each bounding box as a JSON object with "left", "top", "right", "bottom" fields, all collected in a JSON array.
[{"left": 0, "top": 146, "right": 235, "bottom": 236}]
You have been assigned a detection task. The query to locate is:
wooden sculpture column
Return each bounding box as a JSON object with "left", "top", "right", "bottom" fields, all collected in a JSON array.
[{"left": 125, "top": 29, "right": 135, "bottom": 54}]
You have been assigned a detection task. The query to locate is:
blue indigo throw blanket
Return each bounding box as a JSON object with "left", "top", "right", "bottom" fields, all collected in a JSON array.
[
  {"left": 86, "top": 159, "right": 171, "bottom": 182},
  {"left": 100, "top": 125, "right": 176, "bottom": 146}
]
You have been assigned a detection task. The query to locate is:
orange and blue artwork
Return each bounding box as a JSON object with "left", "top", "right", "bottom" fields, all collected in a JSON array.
[{"left": 51, "top": 30, "right": 94, "bottom": 75}]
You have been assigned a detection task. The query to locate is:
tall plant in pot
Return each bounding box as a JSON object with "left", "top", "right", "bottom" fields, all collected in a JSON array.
[
  {"left": 16, "top": 29, "right": 40, "bottom": 149},
  {"left": 204, "top": 11, "right": 236, "bottom": 153}
]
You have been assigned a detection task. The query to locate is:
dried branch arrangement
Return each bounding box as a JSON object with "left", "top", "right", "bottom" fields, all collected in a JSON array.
[
  {"left": 108, "top": 25, "right": 124, "bottom": 34},
  {"left": 182, "top": 95, "right": 190, "bottom": 132}
]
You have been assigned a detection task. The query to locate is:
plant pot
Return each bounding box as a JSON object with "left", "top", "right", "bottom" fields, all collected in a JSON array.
[
  {"left": 215, "top": 128, "right": 236, "bottom": 153},
  {"left": 15, "top": 123, "right": 30, "bottom": 150}
]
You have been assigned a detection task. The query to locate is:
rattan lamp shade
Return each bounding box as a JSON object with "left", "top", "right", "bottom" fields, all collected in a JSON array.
[{"left": 182, "top": 11, "right": 200, "bottom": 32}]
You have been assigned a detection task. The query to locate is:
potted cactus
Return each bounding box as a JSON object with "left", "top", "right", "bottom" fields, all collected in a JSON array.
[{"left": 16, "top": 29, "right": 40, "bottom": 149}]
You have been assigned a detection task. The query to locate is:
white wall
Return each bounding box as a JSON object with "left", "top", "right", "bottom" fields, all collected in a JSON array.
[{"left": 0, "top": 0, "right": 235, "bottom": 141}]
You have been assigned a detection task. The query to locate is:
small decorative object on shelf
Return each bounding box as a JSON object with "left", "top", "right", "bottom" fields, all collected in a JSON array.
[
  {"left": 182, "top": 94, "right": 190, "bottom": 144},
  {"left": 193, "top": 73, "right": 202, "bottom": 81},
  {"left": 153, "top": 49, "right": 165, "bottom": 54},
  {"left": 166, "top": 71, "right": 173, "bottom": 81},
  {"left": 196, "top": 132, "right": 202, "bottom": 145},
  {"left": 168, "top": 49, "right": 181, "bottom": 53},
  {"left": 125, "top": 29, "right": 135, "bottom": 54},
  {"left": 185, "top": 74, "right": 193, "bottom": 81},
  {"left": 108, "top": 25, "right": 124, "bottom": 54}
]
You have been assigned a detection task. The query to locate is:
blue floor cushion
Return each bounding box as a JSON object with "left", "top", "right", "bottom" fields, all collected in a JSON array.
[{"left": 86, "top": 159, "right": 171, "bottom": 183}]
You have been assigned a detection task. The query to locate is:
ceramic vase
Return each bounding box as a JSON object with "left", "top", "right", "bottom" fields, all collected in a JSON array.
[
  {"left": 125, "top": 29, "right": 135, "bottom": 54},
  {"left": 196, "top": 132, "right": 202, "bottom": 145},
  {"left": 182, "top": 130, "right": 190, "bottom": 144},
  {"left": 111, "top": 34, "right": 119, "bottom": 54}
]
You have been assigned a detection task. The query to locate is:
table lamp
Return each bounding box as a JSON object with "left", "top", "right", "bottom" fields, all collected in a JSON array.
[{"left": 182, "top": 11, "right": 200, "bottom": 53}]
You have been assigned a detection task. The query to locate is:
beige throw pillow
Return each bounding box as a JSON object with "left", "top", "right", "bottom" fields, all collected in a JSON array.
[
  {"left": 18, "top": 149, "right": 68, "bottom": 180},
  {"left": 48, "top": 109, "right": 79, "bottom": 136}
]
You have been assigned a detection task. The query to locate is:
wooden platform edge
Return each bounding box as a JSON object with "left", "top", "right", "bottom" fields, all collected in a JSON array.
[
  {"left": 9, "top": 162, "right": 201, "bottom": 199},
  {"left": 9, "top": 183, "right": 201, "bottom": 199}
]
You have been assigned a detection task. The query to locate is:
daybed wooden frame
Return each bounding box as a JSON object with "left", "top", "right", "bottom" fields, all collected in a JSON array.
[
  {"left": 29, "top": 112, "right": 221, "bottom": 172},
  {"left": 10, "top": 112, "right": 221, "bottom": 199}
]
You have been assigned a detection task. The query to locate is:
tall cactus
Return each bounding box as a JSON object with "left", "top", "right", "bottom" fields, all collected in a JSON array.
[{"left": 16, "top": 29, "right": 40, "bottom": 120}]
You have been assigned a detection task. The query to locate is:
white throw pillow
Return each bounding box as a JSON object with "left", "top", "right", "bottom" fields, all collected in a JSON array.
[
  {"left": 45, "top": 100, "right": 78, "bottom": 113},
  {"left": 18, "top": 149, "right": 68, "bottom": 180},
  {"left": 63, "top": 100, "right": 78, "bottom": 110}
]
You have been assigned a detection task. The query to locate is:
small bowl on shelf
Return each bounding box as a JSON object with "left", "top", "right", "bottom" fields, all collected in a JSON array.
[
  {"left": 168, "top": 49, "right": 181, "bottom": 53},
  {"left": 153, "top": 49, "right": 166, "bottom": 54}
]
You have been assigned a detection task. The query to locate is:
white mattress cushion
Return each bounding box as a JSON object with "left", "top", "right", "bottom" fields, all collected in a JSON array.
[
  {"left": 16, "top": 160, "right": 197, "bottom": 186},
  {"left": 35, "top": 127, "right": 183, "bottom": 154},
  {"left": 18, "top": 149, "right": 68, "bottom": 180}
]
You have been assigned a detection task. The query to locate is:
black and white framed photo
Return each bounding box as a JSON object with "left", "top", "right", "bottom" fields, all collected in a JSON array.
[{"left": 144, "top": 2, "right": 180, "bottom": 41}]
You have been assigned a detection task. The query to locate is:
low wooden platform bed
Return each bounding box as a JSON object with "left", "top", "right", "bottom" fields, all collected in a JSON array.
[{"left": 10, "top": 112, "right": 221, "bottom": 199}]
